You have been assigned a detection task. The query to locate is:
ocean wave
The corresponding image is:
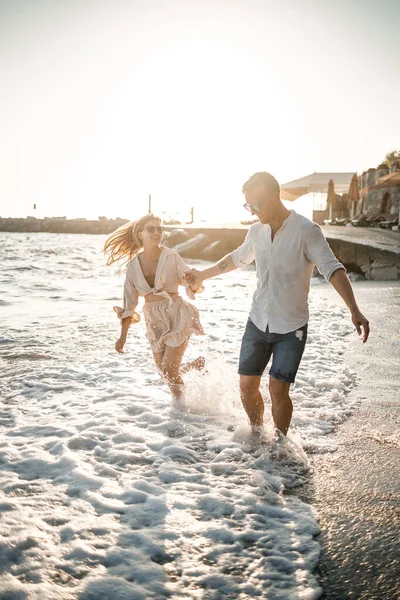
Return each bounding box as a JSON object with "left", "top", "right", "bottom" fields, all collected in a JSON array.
[
  {"left": 4, "top": 265, "right": 41, "bottom": 272},
  {"left": 2, "top": 352, "right": 52, "bottom": 361},
  {"left": 0, "top": 231, "right": 365, "bottom": 599}
]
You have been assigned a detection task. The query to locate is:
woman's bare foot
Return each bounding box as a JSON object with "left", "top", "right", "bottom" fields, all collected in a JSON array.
[
  {"left": 169, "top": 382, "right": 185, "bottom": 402},
  {"left": 180, "top": 356, "right": 205, "bottom": 374}
]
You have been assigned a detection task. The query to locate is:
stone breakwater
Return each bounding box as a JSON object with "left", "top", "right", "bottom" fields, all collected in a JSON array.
[
  {"left": 0, "top": 217, "right": 128, "bottom": 235},
  {"left": 1, "top": 218, "right": 399, "bottom": 280},
  {"left": 324, "top": 236, "right": 400, "bottom": 281},
  {"left": 163, "top": 226, "right": 400, "bottom": 281},
  {"left": 163, "top": 227, "right": 248, "bottom": 262},
  {"left": 321, "top": 227, "right": 400, "bottom": 281}
]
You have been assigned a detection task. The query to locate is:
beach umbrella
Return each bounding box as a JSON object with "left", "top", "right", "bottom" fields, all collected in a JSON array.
[
  {"left": 327, "top": 179, "right": 336, "bottom": 220},
  {"left": 327, "top": 179, "right": 336, "bottom": 206},
  {"left": 347, "top": 174, "right": 360, "bottom": 216}
]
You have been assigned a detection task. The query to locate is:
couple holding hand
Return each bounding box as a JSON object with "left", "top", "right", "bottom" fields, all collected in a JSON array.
[{"left": 105, "top": 171, "right": 369, "bottom": 437}]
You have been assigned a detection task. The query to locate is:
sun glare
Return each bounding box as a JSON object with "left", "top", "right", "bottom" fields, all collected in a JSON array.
[{"left": 1, "top": 1, "right": 399, "bottom": 221}]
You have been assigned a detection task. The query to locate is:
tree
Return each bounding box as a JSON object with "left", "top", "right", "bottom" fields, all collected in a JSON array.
[{"left": 384, "top": 150, "right": 400, "bottom": 167}]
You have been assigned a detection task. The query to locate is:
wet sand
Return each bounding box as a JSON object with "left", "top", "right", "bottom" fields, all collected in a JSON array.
[{"left": 300, "top": 281, "right": 400, "bottom": 600}]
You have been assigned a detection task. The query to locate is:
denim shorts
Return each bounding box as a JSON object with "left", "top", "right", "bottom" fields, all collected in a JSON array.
[{"left": 238, "top": 318, "right": 308, "bottom": 383}]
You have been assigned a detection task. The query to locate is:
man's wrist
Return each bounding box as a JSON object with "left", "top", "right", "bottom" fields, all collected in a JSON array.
[{"left": 199, "top": 269, "right": 209, "bottom": 281}]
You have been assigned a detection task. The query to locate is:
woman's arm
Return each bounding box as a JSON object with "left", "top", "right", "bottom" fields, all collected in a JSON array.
[
  {"left": 173, "top": 252, "right": 205, "bottom": 298},
  {"left": 115, "top": 317, "right": 131, "bottom": 353},
  {"left": 113, "top": 264, "right": 140, "bottom": 352}
]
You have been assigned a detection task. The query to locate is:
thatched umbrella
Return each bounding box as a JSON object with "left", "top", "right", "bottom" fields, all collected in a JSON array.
[
  {"left": 327, "top": 179, "right": 336, "bottom": 221},
  {"left": 347, "top": 174, "right": 360, "bottom": 217}
]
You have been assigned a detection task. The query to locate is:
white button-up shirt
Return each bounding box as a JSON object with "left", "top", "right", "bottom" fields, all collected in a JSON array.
[{"left": 231, "top": 211, "right": 344, "bottom": 333}]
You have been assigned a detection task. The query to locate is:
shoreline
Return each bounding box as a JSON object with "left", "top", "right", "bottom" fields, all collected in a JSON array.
[{"left": 300, "top": 280, "right": 400, "bottom": 599}]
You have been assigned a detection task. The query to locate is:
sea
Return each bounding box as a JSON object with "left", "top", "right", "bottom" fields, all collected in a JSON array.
[{"left": 0, "top": 232, "right": 358, "bottom": 600}]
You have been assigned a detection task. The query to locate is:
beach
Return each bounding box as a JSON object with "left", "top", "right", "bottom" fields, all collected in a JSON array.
[
  {"left": 299, "top": 281, "right": 400, "bottom": 600},
  {"left": 0, "top": 232, "right": 399, "bottom": 599}
]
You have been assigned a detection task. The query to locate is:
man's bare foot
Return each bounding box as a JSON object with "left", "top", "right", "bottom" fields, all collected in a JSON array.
[{"left": 251, "top": 424, "right": 264, "bottom": 436}]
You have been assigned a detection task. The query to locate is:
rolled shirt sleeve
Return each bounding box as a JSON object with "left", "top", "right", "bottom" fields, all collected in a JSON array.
[
  {"left": 174, "top": 252, "right": 204, "bottom": 300},
  {"left": 231, "top": 229, "right": 255, "bottom": 268},
  {"left": 113, "top": 263, "right": 140, "bottom": 324},
  {"left": 305, "top": 224, "right": 345, "bottom": 281}
]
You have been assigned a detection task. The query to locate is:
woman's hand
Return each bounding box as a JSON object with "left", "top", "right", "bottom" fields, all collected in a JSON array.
[
  {"left": 184, "top": 269, "right": 204, "bottom": 286},
  {"left": 115, "top": 337, "right": 126, "bottom": 353}
]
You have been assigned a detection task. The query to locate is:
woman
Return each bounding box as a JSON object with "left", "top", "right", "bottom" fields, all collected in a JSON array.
[{"left": 104, "top": 214, "right": 205, "bottom": 399}]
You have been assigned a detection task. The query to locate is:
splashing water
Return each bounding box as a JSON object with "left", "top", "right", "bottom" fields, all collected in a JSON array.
[{"left": 0, "top": 232, "right": 358, "bottom": 599}]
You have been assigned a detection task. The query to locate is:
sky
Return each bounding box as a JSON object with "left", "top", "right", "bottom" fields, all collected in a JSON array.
[{"left": 0, "top": 0, "right": 399, "bottom": 222}]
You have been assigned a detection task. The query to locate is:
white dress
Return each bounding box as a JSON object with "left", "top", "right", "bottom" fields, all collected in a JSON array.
[{"left": 114, "top": 247, "right": 204, "bottom": 353}]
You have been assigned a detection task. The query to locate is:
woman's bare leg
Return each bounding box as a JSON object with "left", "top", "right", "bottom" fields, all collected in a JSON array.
[
  {"left": 152, "top": 342, "right": 202, "bottom": 400},
  {"left": 152, "top": 349, "right": 165, "bottom": 374},
  {"left": 161, "top": 341, "right": 188, "bottom": 400}
]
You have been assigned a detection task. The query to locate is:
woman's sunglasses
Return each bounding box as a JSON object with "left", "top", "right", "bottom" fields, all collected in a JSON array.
[{"left": 144, "top": 225, "right": 164, "bottom": 233}]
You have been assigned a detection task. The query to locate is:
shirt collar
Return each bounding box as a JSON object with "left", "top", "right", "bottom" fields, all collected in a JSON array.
[
  {"left": 281, "top": 210, "right": 295, "bottom": 229},
  {"left": 263, "top": 210, "right": 295, "bottom": 234}
]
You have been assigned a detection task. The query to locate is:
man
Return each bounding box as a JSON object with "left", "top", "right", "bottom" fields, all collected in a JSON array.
[{"left": 186, "top": 172, "right": 370, "bottom": 436}]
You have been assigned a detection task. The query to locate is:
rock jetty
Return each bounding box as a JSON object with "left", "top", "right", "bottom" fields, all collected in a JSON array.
[{"left": 1, "top": 218, "right": 399, "bottom": 280}]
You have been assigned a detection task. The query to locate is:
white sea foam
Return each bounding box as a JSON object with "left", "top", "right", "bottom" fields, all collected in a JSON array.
[{"left": 0, "top": 232, "right": 359, "bottom": 599}]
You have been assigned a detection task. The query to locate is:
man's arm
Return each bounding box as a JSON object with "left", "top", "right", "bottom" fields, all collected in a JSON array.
[
  {"left": 329, "top": 268, "right": 370, "bottom": 343},
  {"left": 185, "top": 254, "right": 237, "bottom": 285},
  {"left": 305, "top": 224, "right": 370, "bottom": 343},
  {"left": 185, "top": 228, "right": 255, "bottom": 285}
]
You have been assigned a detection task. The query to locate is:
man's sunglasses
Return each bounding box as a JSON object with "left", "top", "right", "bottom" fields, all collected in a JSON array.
[
  {"left": 243, "top": 202, "right": 262, "bottom": 213},
  {"left": 144, "top": 225, "right": 164, "bottom": 233}
]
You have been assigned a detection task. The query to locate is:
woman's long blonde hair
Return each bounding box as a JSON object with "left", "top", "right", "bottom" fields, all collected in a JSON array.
[{"left": 104, "top": 213, "right": 162, "bottom": 268}]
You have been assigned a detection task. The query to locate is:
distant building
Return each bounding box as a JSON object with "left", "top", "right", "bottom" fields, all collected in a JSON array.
[{"left": 356, "top": 162, "right": 400, "bottom": 217}]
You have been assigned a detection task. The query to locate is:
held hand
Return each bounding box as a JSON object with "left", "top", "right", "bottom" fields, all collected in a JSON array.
[
  {"left": 184, "top": 268, "right": 204, "bottom": 286},
  {"left": 115, "top": 337, "right": 126, "bottom": 353},
  {"left": 351, "top": 310, "right": 370, "bottom": 343}
]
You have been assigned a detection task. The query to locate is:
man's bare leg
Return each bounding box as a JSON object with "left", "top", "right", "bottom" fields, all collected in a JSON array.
[
  {"left": 239, "top": 375, "right": 264, "bottom": 430},
  {"left": 269, "top": 376, "right": 292, "bottom": 435}
]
